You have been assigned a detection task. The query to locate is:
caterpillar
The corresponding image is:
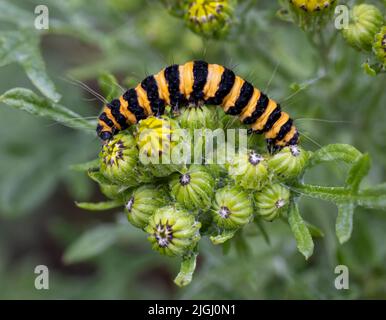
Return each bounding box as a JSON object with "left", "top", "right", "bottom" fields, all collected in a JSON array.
[{"left": 96, "top": 61, "right": 299, "bottom": 152}]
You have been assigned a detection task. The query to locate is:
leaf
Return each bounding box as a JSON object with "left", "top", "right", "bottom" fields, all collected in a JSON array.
[
  {"left": 360, "top": 183, "right": 386, "bottom": 196},
  {"left": 292, "top": 183, "right": 349, "bottom": 202},
  {"left": 362, "top": 62, "right": 379, "bottom": 77},
  {"left": 222, "top": 240, "right": 232, "bottom": 255},
  {"left": 0, "top": 88, "right": 95, "bottom": 132},
  {"left": 63, "top": 225, "right": 119, "bottom": 264},
  {"left": 293, "top": 183, "right": 386, "bottom": 210},
  {"left": 75, "top": 200, "right": 123, "bottom": 211},
  {"left": 98, "top": 72, "right": 122, "bottom": 102},
  {"left": 354, "top": 184, "right": 386, "bottom": 210},
  {"left": 0, "top": 157, "right": 59, "bottom": 217},
  {"left": 255, "top": 218, "right": 271, "bottom": 245},
  {"left": 70, "top": 159, "right": 100, "bottom": 172},
  {"left": 0, "top": 2, "right": 34, "bottom": 27},
  {"left": 87, "top": 170, "right": 113, "bottom": 185},
  {"left": 0, "top": 30, "right": 61, "bottom": 102},
  {"left": 174, "top": 251, "right": 198, "bottom": 287},
  {"left": 234, "top": 232, "right": 250, "bottom": 257},
  {"left": 288, "top": 202, "right": 314, "bottom": 259},
  {"left": 346, "top": 154, "right": 370, "bottom": 192},
  {"left": 336, "top": 202, "right": 355, "bottom": 244},
  {"left": 305, "top": 221, "right": 325, "bottom": 238},
  {"left": 210, "top": 229, "right": 237, "bottom": 245},
  {"left": 309, "top": 144, "right": 362, "bottom": 167}
]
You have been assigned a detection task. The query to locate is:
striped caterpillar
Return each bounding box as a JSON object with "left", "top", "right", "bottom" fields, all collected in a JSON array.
[{"left": 97, "top": 61, "right": 299, "bottom": 152}]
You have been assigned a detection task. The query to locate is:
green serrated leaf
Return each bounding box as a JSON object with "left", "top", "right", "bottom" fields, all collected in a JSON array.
[
  {"left": 288, "top": 202, "right": 314, "bottom": 259},
  {"left": 0, "top": 88, "right": 95, "bottom": 132},
  {"left": 70, "top": 159, "right": 100, "bottom": 172},
  {"left": 336, "top": 202, "right": 355, "bottom": 244},
  {"left": 63, "top": 224, "right": 119, "bottom": 264},
  {"left": 346, "top": 154, "right": 370, "bottom": 192},
  {"left": 174, "top": 251, "right": 198, "bottom": 287},
  {"left": 98, "top": 72, "right": 121, "bottom": 102},
  {"left": 0, "top": 31, "right": 61, "bottom": 102},
  {"left": 309, "top": 144, "right": 362, "bottom": 167},
  {"left": 75, "top": 200, "right": 123, "bottom": 211}
]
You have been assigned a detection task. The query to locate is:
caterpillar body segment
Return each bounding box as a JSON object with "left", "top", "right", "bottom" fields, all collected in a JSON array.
[{"left": 97, "top": 61, "right": 299, "bottom": 152}]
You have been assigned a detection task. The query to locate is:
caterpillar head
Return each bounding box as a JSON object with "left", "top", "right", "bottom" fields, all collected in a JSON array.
[{"left": 96, "top": 104, "right": 116, "bottom": 141}]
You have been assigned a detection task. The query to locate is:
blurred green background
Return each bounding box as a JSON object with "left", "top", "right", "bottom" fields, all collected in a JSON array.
[{"left": 0, "top": 0, "right": 385, "bottom": 299}]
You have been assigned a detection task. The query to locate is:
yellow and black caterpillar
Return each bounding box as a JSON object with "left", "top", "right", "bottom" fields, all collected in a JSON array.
[{"left": 97, "top": 61, "right": 299, "bottom": 152}]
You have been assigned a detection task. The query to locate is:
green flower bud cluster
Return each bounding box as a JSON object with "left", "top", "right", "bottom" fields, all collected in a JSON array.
[
  {"left": 81, "top": 104, "right": 312, "bottom": 286},
  {"left": 224, "top": 145, "right": 308, "bottom": 223}
]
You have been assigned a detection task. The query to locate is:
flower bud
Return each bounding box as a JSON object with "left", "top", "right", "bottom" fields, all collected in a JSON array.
[
  {"left": 372, "top": 26, "right": 386, "bottom": 67},
  {"left": 169, "top": 165, "right": 215, "bottom": 211},
  {"left": 288, "top": 0, "right": 336, "bottom": 30},
  {"left": 184, "top": 0, "right": 234, "bottom": 39},
  {"left": 99, "top": 132, "right": 148, "bottom": 186},
  {"left": 145, "top": 205, "right": 201, "bottom": 257},
  {"left": 125, "top": 185, "right": 168, "bottom": 229},
  {"left": 177, "top": 105, "right": 218, "bottom": 130},
  {"left": 268, "top": 145, "right": 309, "bottom": 181},
  {"left": 254, "top": 184, "right": 290, "bottom": 221},
  {"left": 135, "top": 116, "right": 182, "bottom": 177},
  {"left": 289, "top": 0, "right": 336, "bottom": 12},
  {"left": 227, "top": 150, "right": 269, "bottom": 190},
  {"left": 210, "top": 185, "right": 254, "bottom": 230},
  {"left": 342, "top": 4, "right": 384, "bottom": 51}
]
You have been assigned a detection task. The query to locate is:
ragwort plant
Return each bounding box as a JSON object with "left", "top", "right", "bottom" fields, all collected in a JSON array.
[{"left": 0, "top": 0, "right": 385, "bottom": 291}]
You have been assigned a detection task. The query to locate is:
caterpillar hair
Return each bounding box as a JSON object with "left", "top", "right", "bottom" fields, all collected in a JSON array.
[{"left": 96, "top": 61, "right": 299, "bottom": 152}]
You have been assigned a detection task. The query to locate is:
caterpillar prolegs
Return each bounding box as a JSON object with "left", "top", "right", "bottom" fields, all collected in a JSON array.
[{"left": 96, "top": 61, "right": 299, "bottom": 152}]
